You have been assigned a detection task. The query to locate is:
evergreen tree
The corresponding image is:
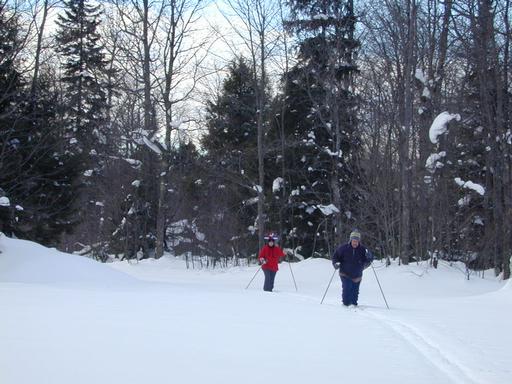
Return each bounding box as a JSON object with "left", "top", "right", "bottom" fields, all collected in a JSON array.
[
  {"left": 0, "top": 4, "right": 80, "bottom": 244},
  {"left": 201, "top": 57, "right": 260, "bottom": 257},
  {"left": 55, "top": 0, "right": 110, "bottom": 158},
  {"left": 55, "top": 0, "right": 118, "bottom": 254},
  {"left": 278, "top": 0, "right": 362, "bottom": 257}
]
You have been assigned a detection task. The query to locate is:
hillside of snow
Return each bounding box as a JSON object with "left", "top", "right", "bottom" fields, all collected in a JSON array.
[{"left": 1, "top": 235, "right": 510, "bottom": 384}]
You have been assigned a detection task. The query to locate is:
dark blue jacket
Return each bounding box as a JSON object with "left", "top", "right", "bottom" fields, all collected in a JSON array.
[{"left": 332, "top": 243, "right": 373, "bottom": 279}]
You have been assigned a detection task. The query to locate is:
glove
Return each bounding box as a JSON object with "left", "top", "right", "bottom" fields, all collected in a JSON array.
[
  {"left": 333, "top": 262, "right": 340, "bottom": 270},
  {"left": 259, "top": 258, "right": 266, "bottom": 265}
]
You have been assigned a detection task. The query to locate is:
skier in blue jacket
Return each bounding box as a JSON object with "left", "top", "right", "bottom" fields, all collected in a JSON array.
[{"left": 332, "top": 230, "right": 373, "bottom": 306}]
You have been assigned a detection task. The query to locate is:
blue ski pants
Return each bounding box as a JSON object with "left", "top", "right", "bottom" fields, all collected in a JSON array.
[
  {"left": 340, "top": 275, "right": 361, "bottom": 306},
  {"left": 263, "top": 269, "right": 277, "bottom": 292}
]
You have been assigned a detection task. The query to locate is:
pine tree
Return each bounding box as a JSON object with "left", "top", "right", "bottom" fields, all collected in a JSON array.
[
  {"left": 279, "top": 0, "right": 362, "bottom": 257},
  {"left": 55, "top": 0, "right": 118, "bottom": 254},
  {"left": 203, "top": 57, "right": 258, "bottom": 162},
  {"left": 0, "top": 4, "right": 80, "bottom": 244},
  {"left": 201, "top": 57, "right": 260, "bottom": 256},
  {"left": 55, "top": 0, "right": 110, "bottom": 158}
]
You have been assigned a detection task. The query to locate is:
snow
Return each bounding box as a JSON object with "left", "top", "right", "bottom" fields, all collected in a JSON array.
[
  {"left": 426, "top": 151, "right": 446, "bottom": 172},
  {"left": 272, "top": 177, "right": 284, "bottom": 193},
  {"left": 458, "top": 196, "right": 471, "bottom": 207},
  {"left": 415, "top": 68, "right": 427, "bottom": 84},
  {"left": 429, "top": 112, "right": 461, "bottom": 144},
  {"left": 124, "top": 158, "right": 142, "bottom": 168},
  {"left": 313, "top": 14, "right": 329, "bottom": 20},
  {"left": 1, "top": 235, "right": 511, "bottom": 384},
  {"left": 142, "top": 136, "right": 162, "bottom": 155},
  {"left": 324, "top": 148, "right": 341, "bottom": 157},
  {"left": 473, "top": 216, "right": 484, "bottom": 225},
  {"left": 454, "top": 177, "right": 486, "bottom": 195},
  {"left": 0, "top": 196, "right": 10, "bottom": 207},
  {"left": 317, "top": 203, "right": 340, "bottom": 216}
]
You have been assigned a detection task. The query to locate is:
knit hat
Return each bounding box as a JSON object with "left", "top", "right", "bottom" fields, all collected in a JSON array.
[{"left": 349, "top": 230, "right": 361, "bottom": 241}]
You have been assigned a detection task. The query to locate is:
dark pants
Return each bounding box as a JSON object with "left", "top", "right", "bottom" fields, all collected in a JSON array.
[
  {"left": 340, "top": 276, "right": 361, "bottom": 306},
  {"left": 263, "top": 269, "right": 277, "bottom": 292}
]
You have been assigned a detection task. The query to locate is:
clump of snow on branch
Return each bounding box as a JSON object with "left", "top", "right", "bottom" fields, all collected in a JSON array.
[
  {"left": 473, "top": 216, "right": 484, "bottom": 226},
  {"left": 318, "top": 204, "right": 339, "bottom": 216},
  {"left": 425, "top": 151, "right": 446, "bottom": 172},
  {"left": 415, "top": 69, "right": 427, "bottom": 84},
  {"left": 454, "top": 178, "right": 485, "bottom": 196},
  {"left": 124, "top": 158, "right": 142, "bottom": 169},
  {"left": 244, "top": 197, "right": 258, "bottom": 205},
  {"left": 429, "top": 112, "right": 461, "bottom": 144},
  {"left": 313, "top": 14, "right": 329, "bottom": 20},
  {"left": 272, "top": 177, "right": 284, "bottom": 193},
  {"left": 142, "top": 136, "right": 162, "bottom": 155},
  {"left": 324, "top": 148, "right": 341, "bottom": 157},
  {"left": 458, "top": 196, "right": 471, "bottom": 207},
  {"left": 0, "top": 196, "right": 10, "bottom": 207}
]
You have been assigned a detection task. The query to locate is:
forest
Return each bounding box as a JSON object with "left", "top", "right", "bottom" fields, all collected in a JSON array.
[{"left": 0, "top": 0, "right": 510, "bottom": 279}]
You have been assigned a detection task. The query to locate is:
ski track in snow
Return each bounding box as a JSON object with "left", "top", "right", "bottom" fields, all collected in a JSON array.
[
  {"left": 280, "top": 291, "right": 478, "bottom": 384},
  {"left": 348, "top": 309, "right": 478, "bottom": 384}
]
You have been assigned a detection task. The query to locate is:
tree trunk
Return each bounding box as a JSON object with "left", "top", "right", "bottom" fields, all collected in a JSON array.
[
  {"left": 31, "top": 0, "right": 49, "bottom": 94},
  {"left": 257, "top": 31, "right": 266, "bottom": 250},
  {"left": 399, "top": 0, "right": 417, "bottom": 265}
]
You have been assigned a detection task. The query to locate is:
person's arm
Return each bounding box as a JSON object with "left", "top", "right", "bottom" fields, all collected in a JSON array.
[
  {"left": 258, "top": 247, "right": 267, "bottom": 264},
  {"left": 278, "top": 247, "right": 286, "bottom": 262},
  {"left": 332, "top": 247, "right": 341, "bottom": 269},
  {"left": 363, "top": 248, "right": 374, "bottom": 269}
]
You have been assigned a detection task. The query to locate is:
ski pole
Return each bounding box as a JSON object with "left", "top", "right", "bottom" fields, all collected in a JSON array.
[
  {"left": 371, "top": 263, "right": 390, "bottom": 309},
  {"left": 245, "top": 266, "right": 262, "bottom": 289},
  {"left": 288, "top": 262, "right": 298, "bottom": 291},
  {"left": 320, "top": 268, "right": 337, "bottom": 304}
]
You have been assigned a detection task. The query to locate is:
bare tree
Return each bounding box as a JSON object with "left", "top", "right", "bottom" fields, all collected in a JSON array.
[
  {"left": 154, "top": 0, "right": 209, "bottom": 258},
  {"left": 219, "top": 0, "right": 282, "bottom": 249}
]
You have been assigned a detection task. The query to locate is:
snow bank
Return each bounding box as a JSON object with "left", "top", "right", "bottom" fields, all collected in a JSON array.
[
  {"left": 0, "top": 235, "right": 135, "bottom": 285},
  {"left": 1, "top": 236, "right": 510, "bottom": 384}
]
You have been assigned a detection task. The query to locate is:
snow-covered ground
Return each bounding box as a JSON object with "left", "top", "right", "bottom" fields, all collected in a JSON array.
[{"left": 1, "top": 234, "right": 510, "bottom": 384}]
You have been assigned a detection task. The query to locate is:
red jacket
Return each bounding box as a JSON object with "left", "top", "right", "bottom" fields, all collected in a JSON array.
[{"left": 258, "top": 245, "right": 285, "bottom": 272}]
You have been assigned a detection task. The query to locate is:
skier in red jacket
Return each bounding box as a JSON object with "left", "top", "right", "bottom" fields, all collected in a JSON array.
[{"left": 258, "top": 233, "right": 285, "bottom": 292}]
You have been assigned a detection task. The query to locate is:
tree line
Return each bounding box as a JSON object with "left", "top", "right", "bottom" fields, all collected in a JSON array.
[{"left": 0, "top": 0, "right": 510, "bottom": 279}]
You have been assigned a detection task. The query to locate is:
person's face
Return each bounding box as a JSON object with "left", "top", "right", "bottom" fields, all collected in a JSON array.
[
  {"left": 268, "top": 240, "right": 275, "bottom": 247},
  {"left": 351, "top": 239, "right": 359, "bottom": 248}
]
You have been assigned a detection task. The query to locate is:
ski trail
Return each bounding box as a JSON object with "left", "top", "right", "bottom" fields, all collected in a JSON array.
[
  {"left": 254, "top": 288, "right": 484, "bottom": 384},
  {"left": 360, "top": 310, "right": 479, "bottom": 384}
]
